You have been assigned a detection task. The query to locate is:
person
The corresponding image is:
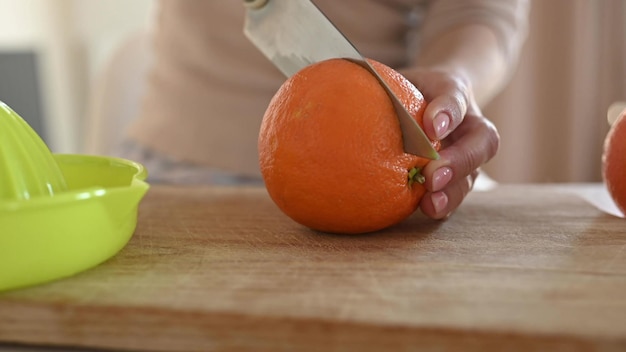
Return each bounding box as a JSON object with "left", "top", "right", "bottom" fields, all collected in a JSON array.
[{"left": 117, "top": 0, "right": 530, "bottom": 220}]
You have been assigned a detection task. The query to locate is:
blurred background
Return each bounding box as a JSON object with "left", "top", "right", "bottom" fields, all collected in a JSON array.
[
  {"left": 0, "top": 0, "right": 154, "bottom": 154},
  {"left": 0, "top": 0, "right": 624, "bottom": 184}
]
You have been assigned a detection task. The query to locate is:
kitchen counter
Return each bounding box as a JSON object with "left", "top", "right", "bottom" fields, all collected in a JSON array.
[{"left": 1, "top": 184, "right": 625, "bottom": 351}]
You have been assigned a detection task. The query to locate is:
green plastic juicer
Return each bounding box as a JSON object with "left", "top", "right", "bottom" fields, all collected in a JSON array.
[{"left": 0, "top": 101, "right": 149, "bottom": 292}]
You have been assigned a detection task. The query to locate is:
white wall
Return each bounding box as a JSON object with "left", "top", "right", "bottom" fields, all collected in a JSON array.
[
  {"left": 0, "top": 0, "right": 154, "bottom": 153},
  {"left": 71, "top": 0, "right": 155, "bottom": 85}
]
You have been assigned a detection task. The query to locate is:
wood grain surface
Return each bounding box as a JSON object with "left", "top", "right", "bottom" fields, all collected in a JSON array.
[{"left": 0, "top": 185, "right": 625, "bottom": 351}]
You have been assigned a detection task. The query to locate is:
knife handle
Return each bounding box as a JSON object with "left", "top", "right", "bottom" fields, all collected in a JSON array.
[{"left": 243, "top": 0, "right": 268, "bottom": 9}]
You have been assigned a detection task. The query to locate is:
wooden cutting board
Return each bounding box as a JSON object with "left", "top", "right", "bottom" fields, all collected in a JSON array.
[{"left": 1, "top": 185, "right": 625, "bottom": 351}]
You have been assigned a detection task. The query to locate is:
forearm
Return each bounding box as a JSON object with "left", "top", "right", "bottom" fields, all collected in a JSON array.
[
  {"left": 414, "top": 23, "right": 508, "bottom": 107},
  {"left": 412, "top": 0, "right": 530, "bottom": 107}
]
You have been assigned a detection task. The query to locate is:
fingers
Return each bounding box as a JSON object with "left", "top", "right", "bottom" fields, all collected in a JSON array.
[
  {"left": 425, "top": 113, "right": 499, "bottom": 191},
  {"left": 419, "top": 114, "right": 500, "bottom": 219},
  {"left": 422, "top": 90, "right": 468, "bottom": 140},
  {"left": 420, "top": 170, "right": 480, "bottom": 219},
  {"left": 400, "top": 68, "right": 473, "bottom": 141},
  {"left": 400, "top": 68, "right": 498, "bottom": 219}
]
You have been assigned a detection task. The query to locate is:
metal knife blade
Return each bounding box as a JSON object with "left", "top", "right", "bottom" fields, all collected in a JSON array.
[{"left": 243, "top": 0, "right": 439, "bottom": 160}]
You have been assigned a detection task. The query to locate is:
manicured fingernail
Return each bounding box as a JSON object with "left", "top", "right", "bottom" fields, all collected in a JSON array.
[
  {"left": 432, "top": 167, "right": 453, "bottom": 191},
  {"left": 431, "top": 191, "right": 448, "bottom": 214},
  {"left": 433, "top": 112, "right": 450, "bottom": 139}
]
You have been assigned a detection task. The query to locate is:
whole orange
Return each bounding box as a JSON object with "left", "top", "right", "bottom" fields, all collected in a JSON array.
[
  {"left": 258, "top": 58, "right": 440, "bottom": 234},
  {"left": 603, "top": 107, "right": 626, "bottom": 215}
]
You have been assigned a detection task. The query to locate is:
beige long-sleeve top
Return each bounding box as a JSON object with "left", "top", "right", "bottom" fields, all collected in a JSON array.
[{"left": 127, "top": 0, "right": 529, "bottom": 178}]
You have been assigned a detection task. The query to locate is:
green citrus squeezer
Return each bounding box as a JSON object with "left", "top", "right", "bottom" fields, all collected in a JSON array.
[{"left": 0, "top": 101, "right": 149, "bottom": 292}]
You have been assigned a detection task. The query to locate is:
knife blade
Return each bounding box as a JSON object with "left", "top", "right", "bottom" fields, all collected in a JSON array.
[{"left": 243, "top": 0, "right": 439, "bottom": 160}]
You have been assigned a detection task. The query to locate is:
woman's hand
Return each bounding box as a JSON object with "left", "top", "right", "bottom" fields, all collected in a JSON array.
[{"left": 401, "top": 67, "right": 500, "bottom": 219}]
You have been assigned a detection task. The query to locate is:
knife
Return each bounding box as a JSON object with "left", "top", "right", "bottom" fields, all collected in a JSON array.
[{"left": 243, "top": 0, "right": 439, "bottom": 160}]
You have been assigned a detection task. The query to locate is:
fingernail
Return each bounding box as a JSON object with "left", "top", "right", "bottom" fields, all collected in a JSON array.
[
  {"left": 431, "top": 191, "right": 448, "bottom": 215},
  {"left": 432, "top": 167, "right": 453, "bottom": 191},
  {"left": 433, "top": 112, "right": 450, "bottom": 139}
]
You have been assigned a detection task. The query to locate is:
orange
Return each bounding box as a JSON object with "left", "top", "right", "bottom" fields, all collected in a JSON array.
[
  {"left": 258, "top": 58, "right": 440, "bottom": 234},
  {"left": 603, "top": 107, "right": 626, "bottom": 215}
]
